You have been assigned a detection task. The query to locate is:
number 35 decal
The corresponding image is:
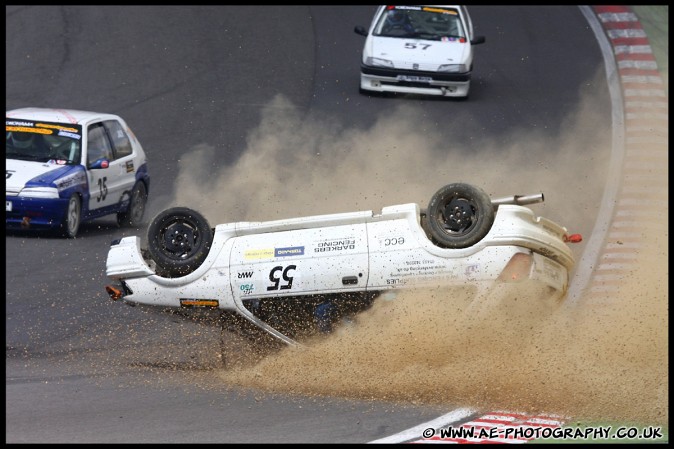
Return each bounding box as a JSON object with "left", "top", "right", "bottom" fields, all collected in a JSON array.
[{"left": 267, "top": 265, "right": 296, "bottom": 291}]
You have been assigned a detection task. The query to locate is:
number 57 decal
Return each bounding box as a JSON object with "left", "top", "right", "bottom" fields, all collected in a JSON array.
[
  {"left": 405, "top": 43, "right": 431, "bottom": 50},
  {"left": 267, "top": 265, "right": 296, "bottom": 291}
]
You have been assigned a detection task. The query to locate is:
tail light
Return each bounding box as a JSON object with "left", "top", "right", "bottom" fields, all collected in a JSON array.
[{"left": 497, "top": 252, "right": 533, "bottom": 282}]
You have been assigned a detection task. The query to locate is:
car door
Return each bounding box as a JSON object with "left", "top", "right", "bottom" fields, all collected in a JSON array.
[
  {"left": 86, "top": 122, "right": 117, "bottom": 213},
  {"left": 103, "top": 119, "right": 138, "bottom": 207},
  {"left": 229, "top": 223, "right": 369, "bottom": 302},
  {"left": 86, "top": 120, "right": 137, "bottom": 214}
]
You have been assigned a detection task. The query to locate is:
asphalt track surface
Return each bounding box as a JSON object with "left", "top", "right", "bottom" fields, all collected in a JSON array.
[{"left": 5, "top": 5, "right": 663, "bottom": 444}]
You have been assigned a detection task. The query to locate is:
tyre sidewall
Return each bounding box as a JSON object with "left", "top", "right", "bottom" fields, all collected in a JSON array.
[
  {"left": 118, "top": 182, "right": 148, "bottom": 227},
  {"left": 147, "top": 207, "right": 212, "bottom": 277},
  {"left": 62, "top": 195, "right": 81, "bottom": 238},
  {"left": 427, "top": 183, "right": 495, "bottom": 248}
]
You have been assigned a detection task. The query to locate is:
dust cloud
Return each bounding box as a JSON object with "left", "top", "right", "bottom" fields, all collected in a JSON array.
[
  {"left": 171, "top": 80, "right": 667, "bottom": 425},
  {"left": 172, "top": 93, "right": 607, "bottom": 232}
]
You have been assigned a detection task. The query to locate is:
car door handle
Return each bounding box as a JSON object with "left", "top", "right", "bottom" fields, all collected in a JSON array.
[{"left": 342, "top": 276, "right": 359, "bottom": 285}]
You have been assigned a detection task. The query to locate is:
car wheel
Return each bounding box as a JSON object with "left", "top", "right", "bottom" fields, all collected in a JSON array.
[
  {"left": 147, "top": 207, "right": 213, "bottom": 277},
  {"left": 61, "top": 195, "right": 81, "bottom": 238},
  {"left": 427, "top": 183, "right": 495, "bottom": 248},
  {"left": 117, "top": 182, "right": 147, "bottom": 227}
]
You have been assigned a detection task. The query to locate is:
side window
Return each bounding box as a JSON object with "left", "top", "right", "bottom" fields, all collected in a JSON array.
[
  {"left": 87, "top": 123, "right": 113, "bottom": 166},
  {"left": 104, "top": 120, "right": 133, "bottom": 159}
]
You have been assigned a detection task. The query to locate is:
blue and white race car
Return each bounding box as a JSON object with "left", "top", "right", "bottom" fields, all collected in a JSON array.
[
  {"left": 105, "top": 183, "right": 582, "bottom": 367},
  {"left": 6, "top": 108, "right": 150, "bottom": 237},
  {"left": 355, "top": 5, "right": 485, "bottom": 98}
]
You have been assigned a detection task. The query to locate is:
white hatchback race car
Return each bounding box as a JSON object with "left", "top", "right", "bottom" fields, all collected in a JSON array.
[
  {"left": 354, "top": 5, "right": 485, "bottom": 98},
  {"left": 6, "top": 108, "right": 150, "bottom": 238},
  {"left": 105, "top": 183, "right": 581, "bottom": 364}
]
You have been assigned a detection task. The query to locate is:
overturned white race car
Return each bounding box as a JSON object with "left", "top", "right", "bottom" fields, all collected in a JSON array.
[{"left": 105, "top": 183, "right": 581, "bottom": 364}]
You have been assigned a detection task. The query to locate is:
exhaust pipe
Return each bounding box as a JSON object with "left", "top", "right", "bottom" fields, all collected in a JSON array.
[
  {"left": 419, "top": 192, "right": 544, "bottom": 218},
  {"left": 491, "top": 193, "right": 544, "bottom": 206},
  {"left": 105, "top": 285, "right": 123, "bottom": 300}
]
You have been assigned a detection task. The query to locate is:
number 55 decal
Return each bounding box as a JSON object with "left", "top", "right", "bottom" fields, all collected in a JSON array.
[{"left": 267, "top": 265, "right": 296, "bottom": 291}]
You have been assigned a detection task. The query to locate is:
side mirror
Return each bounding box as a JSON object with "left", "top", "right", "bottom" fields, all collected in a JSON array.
[
  {"left": 472, "top": 36, "right": 486, "bottom": 45},
  {"left": 89, "top": 158, "right": 110, "bottom": 169},
  {"left": 354, "top": 26, "right": 368, "bottom": 37}
]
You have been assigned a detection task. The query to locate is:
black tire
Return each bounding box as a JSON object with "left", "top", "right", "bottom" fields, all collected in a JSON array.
[
  {"left": 147, "top": 207, "right": 213, "bottom": 277},
  {"left": 427, "top": 183, "right": 495, "bottom": 248},
  {"left": 61, "top": 195, "right": 81, "bottom": 238},
  {"left": 117, "top": 182, "right": 148, "bottom": 227}
]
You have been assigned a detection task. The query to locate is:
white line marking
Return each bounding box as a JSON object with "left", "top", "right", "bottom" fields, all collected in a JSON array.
[{"left": 368, "top": 408, "right": 476, "bottom": 444}]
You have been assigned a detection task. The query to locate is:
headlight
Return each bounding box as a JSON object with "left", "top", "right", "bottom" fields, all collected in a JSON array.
[
  {"left": 438, "top": 64, "right": 467, "bottom": 73},
  {"left": 365, "top": 57, "right": 394, "bottom": 68},
  {"left": 20, "top": 187, "right": 60, "bottom": 198}
]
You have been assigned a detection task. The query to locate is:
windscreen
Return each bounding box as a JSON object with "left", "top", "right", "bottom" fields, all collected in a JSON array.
[
  {"left": 6, "top": 118, "right": 83, "bottom": 165},
  {"left": 374, "top": 5, "right": 466, "bottom": 41}
]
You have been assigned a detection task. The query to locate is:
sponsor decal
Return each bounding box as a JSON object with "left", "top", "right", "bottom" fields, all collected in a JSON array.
[
  {"left": 314, "top": 238, "right": 356, "bottom": 253},
  {"left": 54, "top": 171, "right": 86, "bottom": 190},
  {"left": 244, "top": 248, "right": 274, "bottom": 260},
  {"left": 58, "top": 131, "right": 81, "bottom": 140},
  {"left": 392, "top": 5, "right": 421, "bottom": 11},
  {"left": 275, "top": 246, "right": 304, "bottom": 257},
  {"left": 386, "top": 278, "right": 406, "bottom": 285},
  {"left": 6, "top": 125, "right": 50, "bottom": 135},
  {"left": 36, "top": 123, "right": 78, "bottom": 133},
  {"left": 422, "top": 7, "right": 458, "bottom": 15},
  {"left": 125, "top": 160, "right": 135, "bottom": 173},
  {"left": 239, "top": 284, "right": 255, "bottom": 295},
  {"left": 244, "top": 247, "right": 306, "bottom": 259},
  {"left": 6, "top": 120, "right": 34, "bottom": 127},
  {"left": 237, "top": 271, "right": 254, "bottom": 279},
  {"left": 383, "top": 237, "right": 405, "bottom": 246},
  {"left": 6, "top": 119, "right": 82, "bottom": 138},
  {"left": 387, "top": 259, "right": 459, "bottom": 281}
]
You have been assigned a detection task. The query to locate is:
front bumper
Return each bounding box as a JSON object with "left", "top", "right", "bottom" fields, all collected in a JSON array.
[
  {"left": 360, "top": 65, "right": 471, "bottom": 97},
  {"left": 5, "top": 195, "right": 68, "bottom": 230}
]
